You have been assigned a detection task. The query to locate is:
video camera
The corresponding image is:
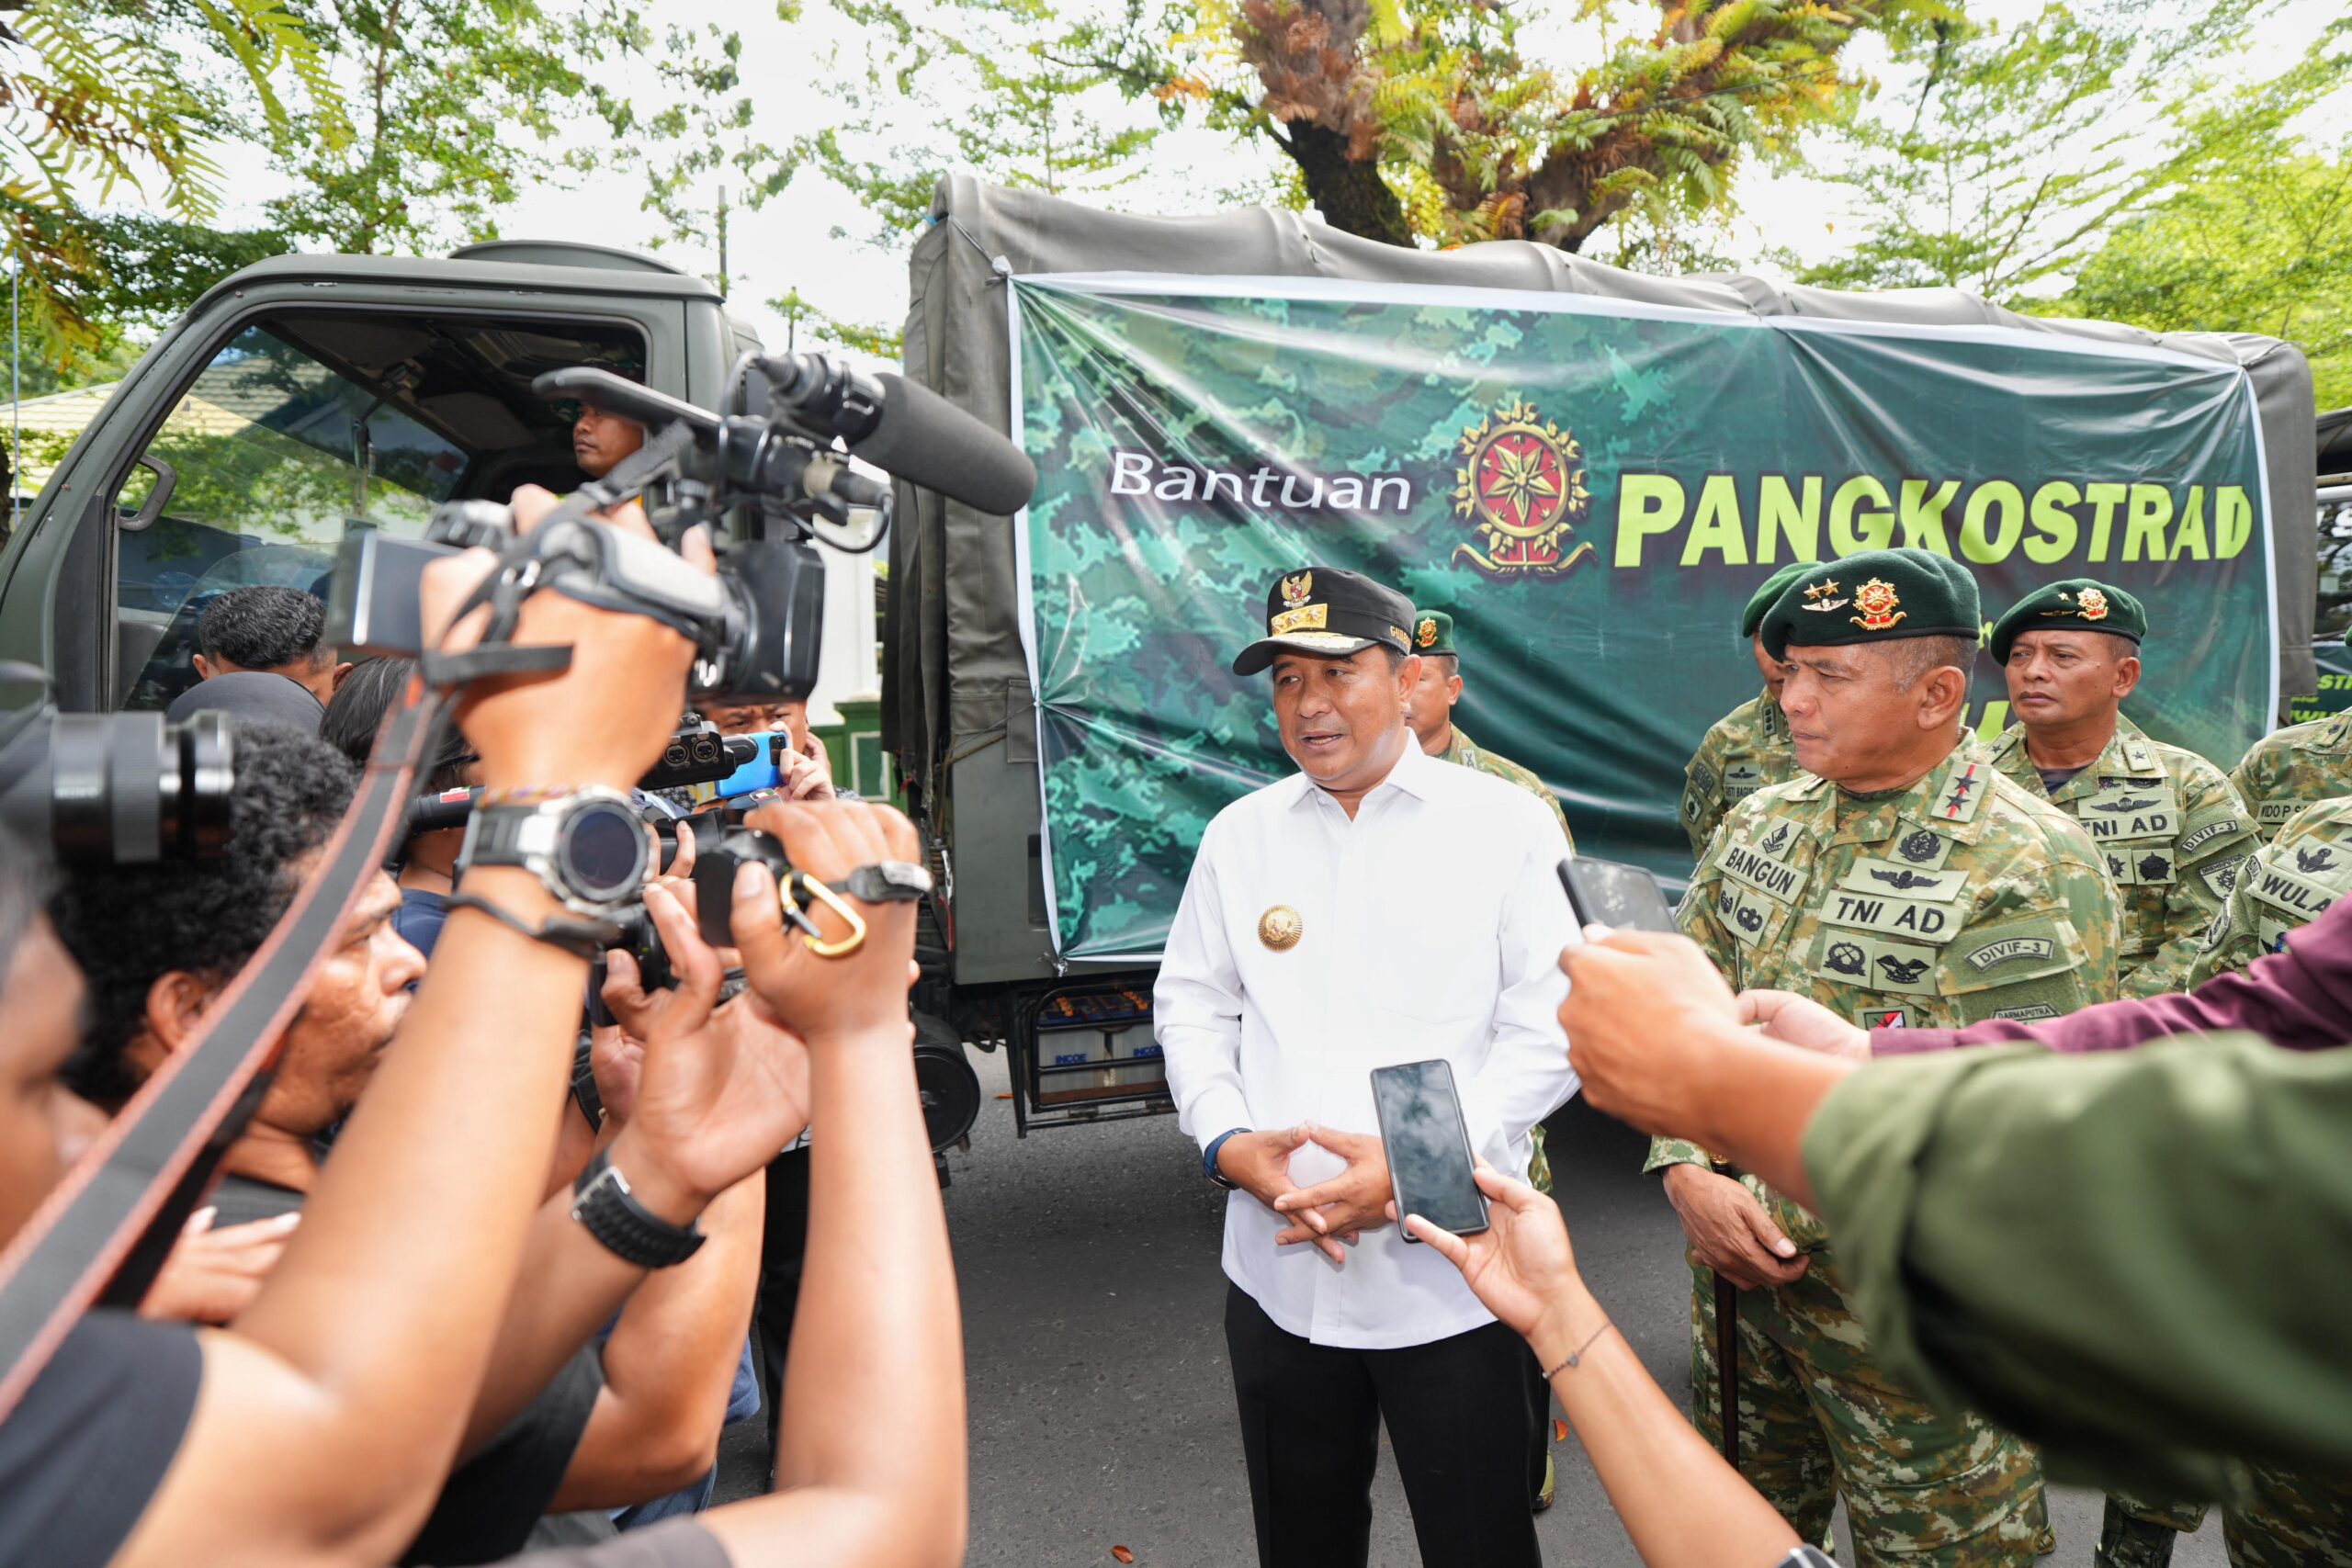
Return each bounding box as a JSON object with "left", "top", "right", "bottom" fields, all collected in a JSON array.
[
  {"left": 0, "top": 670, "right": 234, "bottom": 865},
  {"left": 326, "top": 352, "right": 1035, "bottom": 702}
]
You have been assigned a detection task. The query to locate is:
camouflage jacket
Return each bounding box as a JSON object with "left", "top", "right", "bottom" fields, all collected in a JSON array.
[
  {"left": 1680, "top": 688, "right": 1798, "bottom": 859},
  {"left": 1982, "top": 713, "right": 2256, "bottom": 998},
  {"left": 1647, "top": 746, "right": 2119, "bottom": 1249},
  {"left": 2229, "top": 708, "right": 2352, "bottom": 842},
  {"left": 1440, "top": 726, "right": 1574, "bottom": 849},
  {"left": 2185, "top": 795, "right": 2352, "bottom": 986}
]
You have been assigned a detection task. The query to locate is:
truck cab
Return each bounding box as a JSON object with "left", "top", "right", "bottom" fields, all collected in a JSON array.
[{"left": 0, "top": 241, "right": 763, "bottom": 714}]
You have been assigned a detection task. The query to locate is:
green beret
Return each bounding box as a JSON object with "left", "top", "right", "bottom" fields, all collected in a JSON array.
[
  {"left": 1758, "top": 548, "right": 1981, "bottom": 661},
  {"left": 1408, "top": 610, "right": 1456, "bottom": 657},
  {"left": 1988, "top": 579, "right": 2148, "bottom": 663},
  {"left": 1740, "top": 561, "right": 1815, "bottom": 641}
]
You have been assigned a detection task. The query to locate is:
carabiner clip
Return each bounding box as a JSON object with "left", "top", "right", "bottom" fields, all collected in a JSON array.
[{"left": 781, "top": 872, "right": 867, "bottom": 958}]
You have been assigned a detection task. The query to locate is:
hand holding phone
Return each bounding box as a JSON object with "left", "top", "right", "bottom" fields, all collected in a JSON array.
[
  {"left": 1368, "top": 1059, "right": 1487, "bottom": 1242},
  {"left": 1558, "top": 856, "right": 1678, "bottom": 933}
]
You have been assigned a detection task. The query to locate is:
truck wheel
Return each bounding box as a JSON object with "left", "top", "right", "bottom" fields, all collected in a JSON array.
[{"left": 911, "top": 1010, "right": 980, "bottom": 1153}]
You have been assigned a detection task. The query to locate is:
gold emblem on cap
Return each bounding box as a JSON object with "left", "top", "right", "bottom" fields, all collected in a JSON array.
[
  {"left": 1258, "top": 906, "right": 1303, "bottom": 952},
  {"left": 1280, "top": 571, "right": 1314, "bottom": 608},
  {"left": 1416, "top": 616, "right": 1438, "bottom": 648},
  {"left": 2075, "top": 587, "right": 2109, "bottom": 621},
  {"left": 1849, "top": 577, "right": 1905, "bottom": 632}
]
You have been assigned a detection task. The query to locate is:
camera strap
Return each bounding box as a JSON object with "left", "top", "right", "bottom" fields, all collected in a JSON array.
[{"left": 0, "top": 679, "right": 442, "bottom": 1423}]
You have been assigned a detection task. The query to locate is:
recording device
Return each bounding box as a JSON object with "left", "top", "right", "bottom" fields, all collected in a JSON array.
[
  {"left": 326, "top": 354, "right": 1037, "bottom": 702},
  {"left": 1557, "top": 856, "right": 1678, "bottom": 934},
  {"left": 642, "top": 715, "right": 758, "bottom": 791},
  {"left": 0, "top": 678, "right": 233, "bottom": 865},
  {"left": 1368, "top": 1059, "right": 1487, "bottom": 1242}
]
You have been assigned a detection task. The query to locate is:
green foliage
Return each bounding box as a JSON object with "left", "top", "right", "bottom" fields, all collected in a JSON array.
[
  {"left": 1797, "top": 2, "right": 2349, "bottom": 300},
  {"left": 606, "top": 9, "right": 804, "bottom": 277},
  {"left": 2041, "top": 151, "right": 2352, "bottom": 408},
  {"left": 256, "top": 0, "right": 635, "bottom": 255},
  {"left": 1050, "top": 0, "right": 1951, "bottom": 252},
  {"left": 811, "top": 0, "right": 1172, "bottom": 248},
  {"left": 767, "top": 285, "right": 903, "bottom": 359},
  {"left": 0, "top": 0, "right": 341, "bottom": 348}
]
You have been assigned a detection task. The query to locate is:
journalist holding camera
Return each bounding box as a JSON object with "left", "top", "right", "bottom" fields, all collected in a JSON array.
[{"left": 0, "top": 490, "right": 964, "bottom": 1568}]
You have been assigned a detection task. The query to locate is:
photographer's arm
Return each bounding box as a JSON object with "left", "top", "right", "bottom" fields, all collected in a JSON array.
[
  {"left": 455, "top": 883, "right": 805, "bottom": 1474},
  {"left": 1407, "top": 1169, "right": 1800, "bottom": 1568},
  {"left": 114, "top": 494, "right": 703, "bottom": 1568},
  {"left": 548, "top": 1173, "right": 764, "bottom": 1508},
  {"left": 1558, "top": 931, "right": 1855, "bottom": 1210},
  {"left": 695, "top": 802, "right": 967, "bottom": 1568}
]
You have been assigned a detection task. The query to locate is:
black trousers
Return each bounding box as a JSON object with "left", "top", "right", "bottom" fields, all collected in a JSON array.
[
  {"left": 1225, "top": 1284, "right": 1545, "bottom": 1568},
  {"left": 756, "top": 1146, "right": 812, "bottom": 1469}
]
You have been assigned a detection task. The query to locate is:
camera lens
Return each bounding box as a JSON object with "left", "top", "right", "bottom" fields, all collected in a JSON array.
[{"left": 14, "top": 710, "right": 234, "bottom": 865}]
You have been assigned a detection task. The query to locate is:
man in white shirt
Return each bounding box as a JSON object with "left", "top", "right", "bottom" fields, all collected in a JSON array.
[{"left": 1155, "top": 565, "right": 1578, "bottom": 1568}]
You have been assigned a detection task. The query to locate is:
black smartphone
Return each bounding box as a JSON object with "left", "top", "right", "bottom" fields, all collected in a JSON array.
[
  {"left": 1557, "top": 856, "right": 1678, "bottom": 934},
  {"left": 1368, "top": 1059, "right": 1487, "bottom": 1242}
]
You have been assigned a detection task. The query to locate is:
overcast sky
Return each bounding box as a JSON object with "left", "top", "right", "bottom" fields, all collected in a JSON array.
[{"left": 165, "top": 0, "right": 2352, "bottom": 363}]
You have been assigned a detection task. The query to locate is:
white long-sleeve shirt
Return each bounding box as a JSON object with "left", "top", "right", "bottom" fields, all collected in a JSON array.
[{"left": 1153, "top": 739, "right": 1579, "bottom": 1349}]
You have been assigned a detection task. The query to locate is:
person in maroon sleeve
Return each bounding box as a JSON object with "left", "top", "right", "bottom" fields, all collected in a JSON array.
[{"left": 1738, "top": 889, "right": 2352, "bottom": 1063}]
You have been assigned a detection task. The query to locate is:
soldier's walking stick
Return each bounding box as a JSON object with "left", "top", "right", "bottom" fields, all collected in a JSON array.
[{"left": 1712, "top": 1158, "right": 1741, "bottom": 1471}]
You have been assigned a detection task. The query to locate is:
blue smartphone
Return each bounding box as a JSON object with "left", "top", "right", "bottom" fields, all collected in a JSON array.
[{"left": 1369, "top": 1058, "right": 1487, "bottom": 1242}]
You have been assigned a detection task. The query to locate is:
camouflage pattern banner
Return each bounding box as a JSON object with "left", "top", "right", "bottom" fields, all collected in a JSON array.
[{"left": 1010, "top": 276, "right": 2274, "bottom": 961}]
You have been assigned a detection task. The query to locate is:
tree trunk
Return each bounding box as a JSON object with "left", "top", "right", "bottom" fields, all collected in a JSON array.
[{"left": 1278, "top": 122, "right": 1412, "bottom": 248}]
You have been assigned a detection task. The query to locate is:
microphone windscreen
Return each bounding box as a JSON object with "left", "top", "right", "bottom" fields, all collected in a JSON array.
[{"left": 850, "top": 373, "right": 1037, "bottom": 515}]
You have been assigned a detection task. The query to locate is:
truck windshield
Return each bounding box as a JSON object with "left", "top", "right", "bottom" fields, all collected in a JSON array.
[{"left": 117, "top": 310, "right": 644, "bottom": 709}]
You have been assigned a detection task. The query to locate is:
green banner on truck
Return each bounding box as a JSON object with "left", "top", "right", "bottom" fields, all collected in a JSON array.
[{"left": 1012, "top": 276, "right": 2275, "bottom": 961}]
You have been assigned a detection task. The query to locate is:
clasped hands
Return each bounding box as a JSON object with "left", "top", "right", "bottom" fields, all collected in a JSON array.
[{"left": 1217, "top": 1123, "right": 1393, "bottom": 1266}]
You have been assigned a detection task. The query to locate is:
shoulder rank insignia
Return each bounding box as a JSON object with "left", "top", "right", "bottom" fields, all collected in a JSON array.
[
  {"left": 1280, "top": 571, "right": 1314, "bottom": 608},
  {"left": 1849, "top": 578, "right": 1905, "bottom": 632},
  {"left": 1935, "top": 761, "right": 1984, "bottom": 822},
  {"left": 1801, "top": 580, "right": 1848, "bottom": 613}
]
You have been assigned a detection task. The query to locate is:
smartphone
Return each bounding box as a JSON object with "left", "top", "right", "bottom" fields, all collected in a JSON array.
[
  {"left": 1368, "top": 1059, "right": 1487, "bottom": 1243},
  {"left": 1557, "top": 856, "right": 1678, "bottom": 934}
]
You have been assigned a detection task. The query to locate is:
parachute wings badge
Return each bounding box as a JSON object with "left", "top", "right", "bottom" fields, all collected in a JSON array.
[{"left": 1449, "top": 398, "right": 1595, "bottom": 581}]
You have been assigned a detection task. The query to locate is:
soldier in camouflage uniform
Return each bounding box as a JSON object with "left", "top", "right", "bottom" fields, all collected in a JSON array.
[
  {"left": 1683, "top": 560, "right": 1812, "bottom": 857},
  {"left": 1981, "top": 580, "right": 2256, "bottom": 1003},
  {"left": 2228, "top": 705, "right": 2352, "bottom": 841},
  {"left": 1406, "top": 610, "right": 1574, "bottom": 849},
  {"left": 1648, "top": 549, "right": 2118, "bottom": 1567},
  {"left": 1404, "top": 605, "right": 1566, "bottom": 1512}
]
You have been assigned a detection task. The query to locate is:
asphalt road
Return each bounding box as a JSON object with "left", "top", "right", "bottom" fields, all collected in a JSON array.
[{"left": 719, "top": 1046, "right": 2226, "bottom": 1566}]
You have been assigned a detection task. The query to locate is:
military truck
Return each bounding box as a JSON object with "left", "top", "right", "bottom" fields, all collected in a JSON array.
[{"left": 0, "top": 184, "right": 2325, "bottom": 1161}]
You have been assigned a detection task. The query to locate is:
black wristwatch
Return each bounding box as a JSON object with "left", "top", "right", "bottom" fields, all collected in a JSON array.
[
  {"left": 457, "top": 787, "right": 649, "bottom": 919},
  {"left": 570, "top": 1148, "right": 705, "bottom": 1269}
]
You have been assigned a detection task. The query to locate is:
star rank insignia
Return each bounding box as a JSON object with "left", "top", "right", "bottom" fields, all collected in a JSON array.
[
  {"left": 1800, "top": 580, "right": 1849, "bottom": 613},
  {"left": 1937, "top": 762, "right": 1983, "bottom": 822}
]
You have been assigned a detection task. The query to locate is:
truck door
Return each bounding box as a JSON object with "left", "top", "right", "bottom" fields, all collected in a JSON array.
[{"left": 0, "top": 282, "right": 681, "bottom": 711}]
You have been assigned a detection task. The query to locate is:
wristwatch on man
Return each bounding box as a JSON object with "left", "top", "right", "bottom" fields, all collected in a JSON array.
[
  {"left": 570, "top": 1148, "right": 705, "bottom": 1268},
  {"left": 456, "top": 785, "right": 649, "bottom": 918}
]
